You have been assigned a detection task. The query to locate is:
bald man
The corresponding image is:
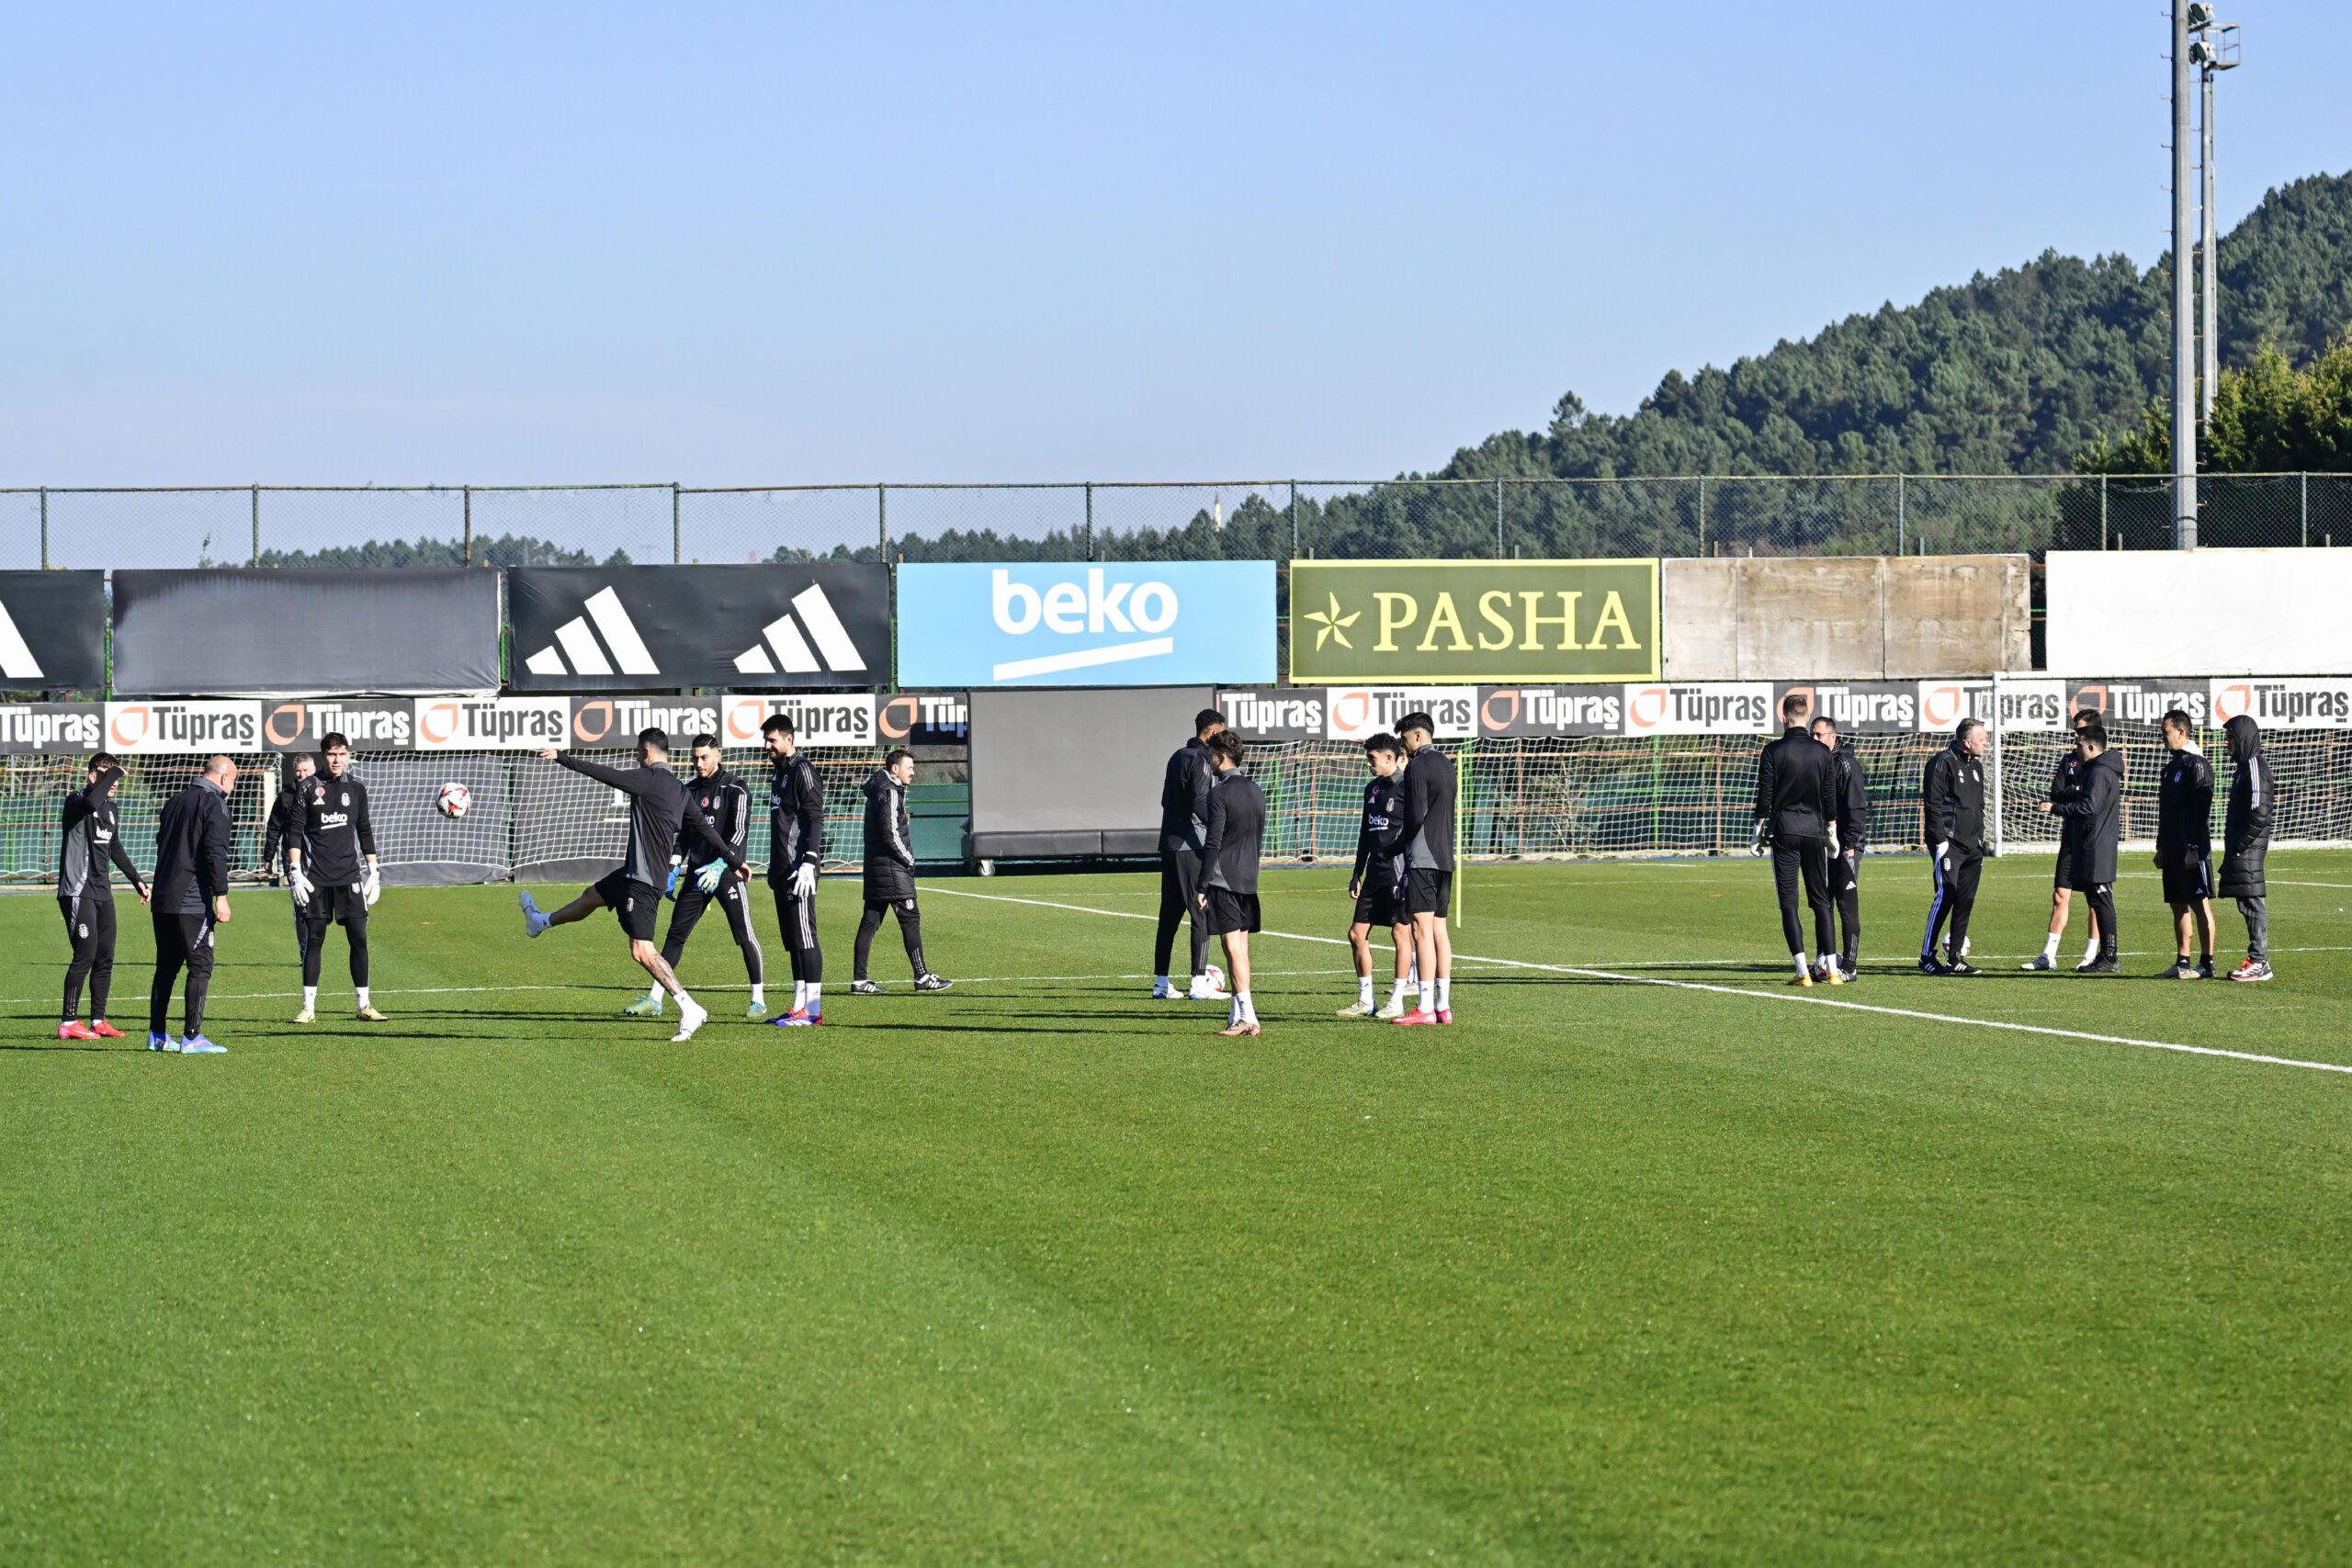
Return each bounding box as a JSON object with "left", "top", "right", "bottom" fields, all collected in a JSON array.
[{"left": 147, "top": 756, "right": 237, "bottom": 1055}]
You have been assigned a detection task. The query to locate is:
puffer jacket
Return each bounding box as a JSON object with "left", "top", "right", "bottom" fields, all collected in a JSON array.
[
  {"left": 861, "top": 768, "right": 917, "bottom": 903},
  {"left": 2219, "top": 715, "right": 2273, "bottom": 899}
]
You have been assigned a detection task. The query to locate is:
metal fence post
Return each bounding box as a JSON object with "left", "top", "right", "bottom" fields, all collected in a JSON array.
[
  {"left": 1494, "top": 477, "right": 1504, "bottom": 556},
  {"left": 1289, "top": 480, "right": 1299, "bottom": 558},
  {"left": 1084, "top": 481, "right": 1094, "bottom": 559},
  {"left": 2100, "top": 475, "right": 2109, "bottom": 550},
  {"left": 877, "top": 484, "right": 888, "bottom": 560},
  {"left": 1896, "top": 473, "right": 1905, "bottom": 555},
  {"left": 250, "top": 484, "right": 260, "bottom": 565},
  {"left": 1697, "top": 475, "right": 1707, "bottom": 555},
  {"left": 462, "top": 484, "right": 473, "bottom": 566},
  {"left": 2302, "top": 471, "right": 2310, "bottom": 547},
  {"left": 39, "top": 487, "right": 48, "bottom": 569},
  {"left": 672, "top": 483, "right": 682, "bottom": 564}
]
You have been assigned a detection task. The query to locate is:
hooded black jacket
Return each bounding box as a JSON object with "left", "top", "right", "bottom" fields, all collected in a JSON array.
[
  {"left": 1755, "top": 728, "right": 1836, "bottom": 842},
  {"left": 2220, "top": 715, "right": 2273, "bottom": 899},
  {"left": 861, "top": 767, "right": 918, "bottom": 903},
  {"left": 2053, "top": 748, "right": 2123, "bottom": 888},
  {"left": 1158, "top": 739, "right": 1215, "bottom": 855}
]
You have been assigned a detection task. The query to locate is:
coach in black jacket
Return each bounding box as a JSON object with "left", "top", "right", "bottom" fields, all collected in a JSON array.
[
  {"left": 1754, "top": 691, "right": 1838, "bottom": 984},
  {"left": 1918, "top": 718, "right": 1990, "bottom": 975},
  {"left": 2041, "top": 721, "right": 2122, "bottom": 972},
  {"left": 2220, "top": 714, "right": 2275, "bottom": 980},
  {"left": 148, "top": 757, "right": 238, "bottom": 1051},
  {"left": 1152, "top": 708, "right": 1225, "bottom": 998},
  {"left": 854, "top": 750, "right": 947, "bottom": 991},
  {"left": 2154, "top": 709, "right": 2217, "bottom": 977}
]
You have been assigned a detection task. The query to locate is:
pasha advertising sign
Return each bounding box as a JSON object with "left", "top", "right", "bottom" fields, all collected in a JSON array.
[{"left": 1289, "top": 559, "right": 1659, "bottom": 683}]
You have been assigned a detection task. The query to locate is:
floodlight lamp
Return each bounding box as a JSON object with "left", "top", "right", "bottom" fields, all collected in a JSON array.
[{"left": 2187, "top": 2, "right": 2214, "bottom": 31}]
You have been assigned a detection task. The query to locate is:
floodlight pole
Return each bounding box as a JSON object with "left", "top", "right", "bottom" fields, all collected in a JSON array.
[
  {"left": 2199, "top": 62, "right": 2219, "bottom": 424},
  {"left": 2171, "top": 0, "right": 2199, "bottom": 548}
]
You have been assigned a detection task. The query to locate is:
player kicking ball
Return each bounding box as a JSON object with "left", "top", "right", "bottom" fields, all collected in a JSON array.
[
  {"left": 625, "top": 733, "right": 771, "bottom": 1021},
  {"left": 1340, "top": 733, "right": 1418, "bottom": 1019},
  {"left": 1194, "top": 731, "right": 1266, "bottom": 1037},
  {"left": 519, "top": 728, "right": 748, "bottom": 1043}
]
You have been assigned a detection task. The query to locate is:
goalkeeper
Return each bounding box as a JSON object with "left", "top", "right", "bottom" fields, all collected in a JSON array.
[
  {"left": 626, "top": 733, "right": 768, "bottom": 1021},
  {"left": 520, "top": 728, "right": 746, "bottom": 1043},
  {"left": 285, "top": 733, "right": 386, "bottom": 1023},
  {"left": 763, "top": 712, "right": 829, "bottom": 1027}
]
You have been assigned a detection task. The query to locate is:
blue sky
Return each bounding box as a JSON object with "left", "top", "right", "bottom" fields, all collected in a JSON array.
[{"left": 4, "top": 1, "right": 2345, "bottom": 487}]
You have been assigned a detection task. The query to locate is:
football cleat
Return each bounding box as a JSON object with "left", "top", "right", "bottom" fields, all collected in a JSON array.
[
  {"left": 2163, "top": 958, "right": 2200, "bottom": 980},
  {"left": 772, "top": 1009, "right": 824, "bottom": 1027},
  {"left": 57, "top": 1021, "right": 99, "bottom": 1041},
  {"left": 2226, "top": 958, "right": 2273, "bottom": 982},
  {"left": 356, "top": 1005, "right": 388, "bottom": 1022},
  {"left": 745, "top": 1001, "right": 768, "bottom": 1020},
  {"left": 1823, "top": 967, "right": 1849, "bottom": 986},
  {"left": 1436, "top": 1008, "right": 1454, "bottom": 1023},
  {"left": 1374, "top": 998, "right": 1412, "bottom": 1020},
  {"left": 149, "top": 1032, "right": 175, "bottom": 1052},
  {"left": 89, "top": 1020, "right": 125, "bottom": 1039},
  {"left": 850, "top": 980, "right": 885, "bottom": 996},
  {"left": 1943, "top": 959, "right": 1981, "bottom": 977},
  {"left": 915, "top": 974, "right": 954, "bottom": 993},
  {"left": 1394, "top": 1008, "right": 1441, "bottom": 1026},
  {"left": 2019, "top": 953, "right": 2057, "bottom": 971},
  {"left": 2074, "top": 954, "right": 2108, "bottom": 973},
  {"left": 1917, "top": 955, "right": 1946, "bottom": 977},
  {"left": 1150, "top": 979, "right": 1182, "bottom": 999},
  {"left": 1187, "top": 979, "right": 1230, "bottom": 1001},
  {"left": 1336, "top": 998, "right": 1377, "bottom": 1019},
  {"left": 2198, "top": 958, "right": 2215, "bottom": 980},
  {"left": 2079, "top": 955, "right": 2120, "bottom": 975},
  {"left": 669, "top": 1001, "right": 709, "bottom": 1043},
  {"left": 177, "top": 1034, "right": 227, "bottom": 1055},
  {"left": 623, "top": 994, "right": 666, "bottom": 1017},
  {"left": 519, "top": 891, "right": 550, "bottom": 938},
  {"left": 1216, "top": 1021, "right": 1262, "bottom": 1038},
  {"left": 1788, "top": 971, "right": 1814, "bottom": 987},
  {"left": 292, "top": 1007, "right": 315, "bottom": 1023}
]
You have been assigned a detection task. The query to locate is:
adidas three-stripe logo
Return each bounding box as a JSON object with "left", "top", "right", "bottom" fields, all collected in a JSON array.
[
  {"left": 731, "top": 586, "right": 867, "bottom": 676},
  {"left": 522, "top": 583, "right": 869, "bottom": 679},
  {"left": 0, "top": 602, "right": 43, "bottom": 680}
]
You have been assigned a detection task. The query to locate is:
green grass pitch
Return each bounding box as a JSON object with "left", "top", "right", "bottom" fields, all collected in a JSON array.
[{"left": 6, "top": 853, "right": 2352, "bottom": 1564}]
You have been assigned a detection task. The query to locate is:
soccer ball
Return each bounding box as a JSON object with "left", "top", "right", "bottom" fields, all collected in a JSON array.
[
  {"left": 1203, "top": 963, "right": 1226, "bottom": 992},
  {"left": 435, "top": 781, "right": 472, "bottom": 819}
]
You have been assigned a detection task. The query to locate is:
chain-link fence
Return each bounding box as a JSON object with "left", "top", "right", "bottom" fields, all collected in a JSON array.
[{"left": 5, "top": 474, "right": 2349, "bottom": 571}]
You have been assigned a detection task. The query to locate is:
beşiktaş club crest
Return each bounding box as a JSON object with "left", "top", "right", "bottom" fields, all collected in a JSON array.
[{"left": 506, "top": 566, "right": 891, "bottom": 692}]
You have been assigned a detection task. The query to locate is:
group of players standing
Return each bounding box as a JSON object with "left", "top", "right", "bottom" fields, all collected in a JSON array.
[
  {"left": 1150, "top": 706, "right": 1459, "bottom": 1036},
  {"left": 55, "top": 714, "right": 953, "bottom": 1053},
  {"left": 1753, "top": 690, "right": 2278, "bottom": 985}
]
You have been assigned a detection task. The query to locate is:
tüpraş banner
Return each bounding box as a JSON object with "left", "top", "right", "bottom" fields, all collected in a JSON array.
[
  {"left": 2064, "top": 679, "right": 2214, "bottom": 728},
  {"left": 1324, "top": 687, "right": 1476, "bottom": 741},
  {"left": 876, "top": 692, "right": 970, "bottom": 746},
  {"left": 895, "top": 562, "right": 1276, "bottom": 687},
  {"left": 110, "top": 570, "right": 502, "bottom": 697},
  {"left": 1621, "top": 682, "right": 1773, "bottom": 737},
  {"left": 508, "top": 565, "right": 891, "bottom": 692},
  {"left": 0, "top": 703, "right": 104, "bottom": 753},
  {"left": 260, "top": 698, "right": 416, "bottom": 751},
  {"left": 717, "top": 694, "right": 880, "bottom": 750},
  {"left": 2211, "top": 676, "right": 2352, "bottom": 729},
  {"left": 413, "top": 697, "right": 571, "bottom": 750},
  {"left": 103, "top": 701, "right": 264, "bottom": 754},
  {"left": 1476, "top": 686, "right": 1622, "bottom": 738},
  {"left": 0, "top": 572, "right": 107, "bottom": 693},
  {"left": 1289, "top": 559, "right": 1659, "bottom": 683}
]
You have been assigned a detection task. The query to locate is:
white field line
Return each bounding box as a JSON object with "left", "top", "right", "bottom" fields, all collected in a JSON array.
[{"left": 926, "top": 886, "right": 2352, "bottom": 1078}]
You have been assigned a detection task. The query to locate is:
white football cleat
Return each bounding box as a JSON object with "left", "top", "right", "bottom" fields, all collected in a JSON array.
[
  {"left": 1150, "top": 979, "right": 1182, "bottom": 999},
  {"left": 2019, "top": 953, "right": 2055, "bottom": 971},
  {"left": 670, "top": 999, "right": 709, "bottom": 1043}
]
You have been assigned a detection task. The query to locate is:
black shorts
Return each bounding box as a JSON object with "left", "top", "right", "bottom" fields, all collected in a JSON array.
[
  {"left": 303, "top": 883, "right": 368, "bottom": 928},
  {"left": 595, "top": 870, "right": 662, "bottom": 942},
  {"left": 2052, "top": 842, "right": 2075, "bottom": 887},
  {"left": 2162, "top": 859, "right": 2213, "bottom": 904},
  {"left": 1203, "top": 888, "right": 1261, "bottom": 936},
  {"left": 1352, "top": 875, "right": 1403, "bottom": 929},
  {"left": 1403, "top": 869, "right": 1453, "bottom": 918}
]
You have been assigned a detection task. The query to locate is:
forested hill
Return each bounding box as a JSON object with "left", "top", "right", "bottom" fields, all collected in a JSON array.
[{"left": 1440, "top": 169, "right": 2352, "bottom": 481}]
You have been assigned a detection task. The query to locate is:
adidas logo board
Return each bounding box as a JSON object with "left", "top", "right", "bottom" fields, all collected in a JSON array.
[
  {"left": 0, "top": 571, "right": 108, "bottom": 692},
  {"left": 507, "top": 566, "right": 890, "bottom": 692}
]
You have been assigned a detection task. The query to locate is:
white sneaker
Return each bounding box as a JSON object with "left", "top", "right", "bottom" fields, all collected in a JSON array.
[
  {"left": 1336, "top": 998, "right": 1376, "bottom": 1019},
  {"left": 520, "top": 891, "right": 550, "bottom": 938},
  {"left": 1150, "top": 979, "right": 1182, "bottom": 999},
  {"left": 1374, "top": 998, "right": 1411, "bottom": 1021},
  {"left": 2019, "top": 953, "right": 2056, "bottom": 971},
  {"left": 670, "top": 999, "right": 710, "bottom": 1043},
  {"left": 292, "top": 1006, "right": 316, "bottom": 1023},
  {"left": 1186, "top": 979, "right": 1229, "bottom": 1001}
]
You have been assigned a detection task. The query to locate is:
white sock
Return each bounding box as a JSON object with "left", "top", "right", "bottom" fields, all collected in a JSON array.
[
  {"left": 1356, "top": 975, "right": 1374, "bottom": 1005},
  {"left": 1432, "top": 978, "right": 1450, "bottom": 1010},
  {"left": 1387, "top": 978, "right": 1412, "bottom": 1010},
  {"left": 2041, "top": 932, "right": 2062, "bottom": 960},
  {"left": 1407, "top": 955, "right": 1421, "bottom": 983},
  {"left": 1824, "top": 953, "right": 1839, "bottom": 976},
  {"left": 750, "top": 983, "right": 764, "bottom": 1007},
  {"left": 356, "top": 986, "right": 370, "bottom": 1009},
  {"left": 806, "top": 982, "right": 822, "bottom": 1011},
  {"left": 1794, "top": 952, "right": 1813, "bottom": 976},
  {"left": 794, "top": 980, "right": 808, "bottom": 1013},
  {"left": 302, "top": 986, "right": 317, "bottom": 1008},
  {"left": 1238, "top": 990, "right": 1256, "bottom": 1024},
  {"left": 675, "top": 988, "right": 698, "bottom": 1013},
  {"left": 2083, "top": 936, "right": 2101, "bottom": 962}
]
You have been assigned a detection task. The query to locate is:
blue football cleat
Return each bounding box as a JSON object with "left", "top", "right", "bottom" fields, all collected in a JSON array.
[
  {"left": 177, "top": 1034, "right": 227, "bottom": 1055},
  {"left": 771, "top": 1009, "right": 824, "bottom": 1028},
  {"left": 148, "top": 1032, "right": 175, "bottom": 1053}
]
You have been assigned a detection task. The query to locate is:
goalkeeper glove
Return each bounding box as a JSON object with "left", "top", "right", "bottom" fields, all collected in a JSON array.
[
  {"left": 695, "top": 859, "right": 727, "bottom": 895},
  {"left": 288, "top": 864, "right": 313, "bottom": 908},
  {"left": 790, "top": 861, "right": 819, "bottom": 899},
  {"left": 1748, "top": 820, "right": 1770, "bottom": 857},
  {"left": 361, "top": 864, "right": 381, "bottom": 908}
]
